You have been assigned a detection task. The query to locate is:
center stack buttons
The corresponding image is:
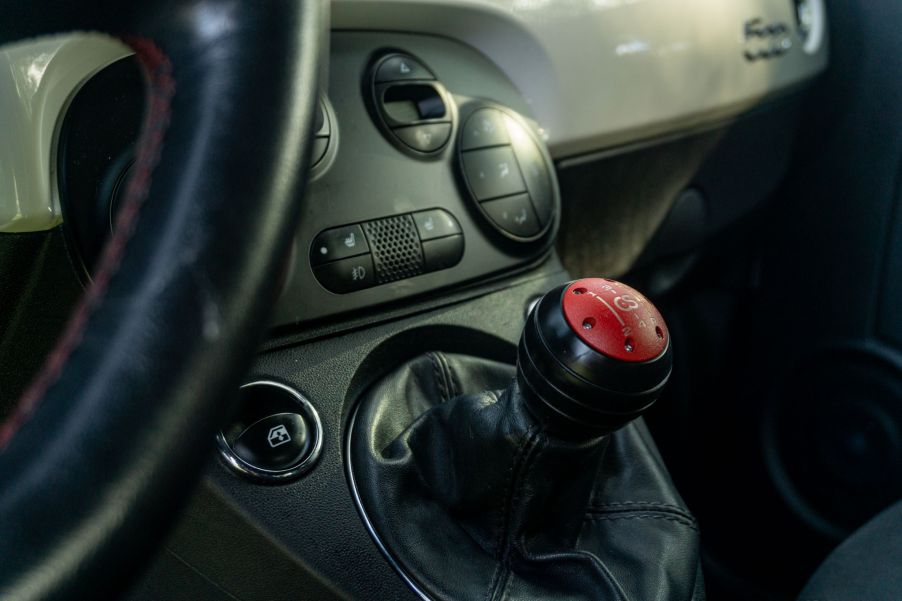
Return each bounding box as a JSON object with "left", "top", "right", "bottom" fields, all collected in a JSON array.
[{"left": 458, "top": 106, "right": 558, "bottom": 243}]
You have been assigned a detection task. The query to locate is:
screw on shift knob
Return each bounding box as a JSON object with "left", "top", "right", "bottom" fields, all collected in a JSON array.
[{"left": 517, "top": 278, "right": 672, "bottom": 437}]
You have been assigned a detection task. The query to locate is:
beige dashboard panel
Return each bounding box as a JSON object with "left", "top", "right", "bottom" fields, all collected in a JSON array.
[
  {"left": 0, "top": 33, "right": 130, "bottom": 232},
  {"left": 333, "top": 0, "right": 828, "bottom": 157}
]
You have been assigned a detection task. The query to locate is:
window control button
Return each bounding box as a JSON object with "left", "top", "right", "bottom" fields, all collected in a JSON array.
[
  {"left": 232, "top": 413, "right": 311, "bottom": 473},
  {"left": 481, "top": 194, "right": 541, "bottom": 238},
  {"left": 413, "top": 209, "right": 461, "bottom": 241},
  {"left": 311, "top": 225, "right": 368, "bottom": 266},
  {"left": 313, "top": 254, "right": 375, "bottom": 293},
  {"left": 462, "top": 146, "right": 527, "bottom": 201}
]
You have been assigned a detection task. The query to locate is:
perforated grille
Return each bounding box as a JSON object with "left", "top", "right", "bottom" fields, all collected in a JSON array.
[{"left": 363, "top": 215, "right": 425, "bottom": 283}]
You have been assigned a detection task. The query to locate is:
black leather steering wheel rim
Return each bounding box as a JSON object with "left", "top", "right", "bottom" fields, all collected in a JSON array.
[{"left": 0, "top": 2, "right": 323, "bottom": 599}]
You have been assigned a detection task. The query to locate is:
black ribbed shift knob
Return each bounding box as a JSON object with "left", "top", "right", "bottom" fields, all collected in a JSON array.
[{"left": 517, "top": 278, "right": 673, "bottom": 437}]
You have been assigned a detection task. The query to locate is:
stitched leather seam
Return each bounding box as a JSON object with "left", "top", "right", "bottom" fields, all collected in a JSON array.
[
  {"left": 498, "top": 569, "right": 514, "bottom": 601},
  {"left": 0, "top": 37, "right": 175, "bottom": 451},
  {"left": 584, "top": 513, "right": 700, "bottom": 532},
  {"left": 428, "top": 352, "right": 449, "bottom": 402},
  {"left": 484, "top": 426, "right": 541, "bottom": 601},
  {"left": 491, "top": 429, "right": 545, "bottom": 601},
  {"left": 588, "top": 500, "right": 691, "bottom": 509},
  {"left": 436, "top": 352, "right": 457, "bottom": 400},
  {"left": 445, "top": 354, "right": 461, "bottom": 398},
  {"left": 586, "top": 502, "right": 696, "bottom": 523},
  {"left": 513, "top": 535, "right": 628, "bottom": 601},
  {"left": 501, "top": 428, "right": 548, "bottom": 601}
]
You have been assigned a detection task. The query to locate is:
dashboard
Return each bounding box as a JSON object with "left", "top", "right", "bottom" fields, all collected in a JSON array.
[{"left": 0, "top": 0, "right": 827, "bottom": 329}]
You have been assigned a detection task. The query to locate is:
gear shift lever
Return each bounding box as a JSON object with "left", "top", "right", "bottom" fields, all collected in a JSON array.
[
  {"left": 349, "top": 278, "right": 700, "bottom": 601},
  {"left": 518, "top": 278, "right": 672, "bottom": 436}
]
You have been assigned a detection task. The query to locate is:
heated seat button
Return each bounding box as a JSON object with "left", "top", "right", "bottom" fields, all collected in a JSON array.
[
  {"left": 376, "top": 54, "right": 435, "bottom": 82},
  {"left": 461, "top": 108, "right": 509, "bottom": 150},
  {"left": 422, "top": 235, "right": 464, "bottom": 272},
  {"left": 462, "top": 146, "right": 527, "bottom": 201},
  {"left": 413, "top": 209, "right": 461, "bottom": 241},
  {"left": 393, "top": 123, "right": 452, "bottom": 153},
  {"left": 311, "top": 225, "right": 369, "bottom": 266},
  {"left": 314, "top": 254, "right": 375, "bottom": 293},
  {"left": 482, "top": 194, "right": 541, "bottom": 238},
  {"left": 232, "top": 413, "right": 311, "bottom": 473}
]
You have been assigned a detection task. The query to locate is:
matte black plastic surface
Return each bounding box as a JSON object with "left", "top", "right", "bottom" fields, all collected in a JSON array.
[{"left": 147, "top": 266, "right": 569, "bottom": 601}]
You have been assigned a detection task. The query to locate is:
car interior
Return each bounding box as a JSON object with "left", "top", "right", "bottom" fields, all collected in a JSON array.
[{"left": 2, "top": 1, "right": 901, "bottom": 600}]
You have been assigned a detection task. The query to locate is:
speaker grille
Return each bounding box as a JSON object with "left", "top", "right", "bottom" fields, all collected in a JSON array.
[{"left": 363, "top": 215, "right": 425, "bottom": 283}]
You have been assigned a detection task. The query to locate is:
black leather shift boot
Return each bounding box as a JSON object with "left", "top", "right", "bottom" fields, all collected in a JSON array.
[{"left": 349, "top": 352, "right": 703, "bottom": 601}]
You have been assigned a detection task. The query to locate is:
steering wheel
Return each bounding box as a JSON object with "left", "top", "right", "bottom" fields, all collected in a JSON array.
[{"left": 0, "top": 2, "right": 323, "bottom": 599}]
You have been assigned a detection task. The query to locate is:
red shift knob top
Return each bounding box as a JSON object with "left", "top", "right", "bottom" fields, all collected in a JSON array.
[{"left": 562, "top": 278, "right": 668, "bottom": 363}]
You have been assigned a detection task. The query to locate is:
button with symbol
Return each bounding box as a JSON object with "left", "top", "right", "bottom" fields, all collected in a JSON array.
[
  {"left": 461, "top": 108, "right": 510, "bottom": 150},
  {"left": 375, "top": 54, "right": 435, "bottom": 82},
  {"left": 218, "top": 382, "right": 323, "bottom": 482},
  {"left": 393, "top": 123, "right": 452, "bottom": 153},
  {"left": 231, "top": 413, "right": 311, "bottom": 473},
  {"left": 310, "top": 225, "right": 369, "bottom": 266},
  {"left": 481, "top": 193, "right": 541, "bottom": 238},
  {"left": 462, "top": 146, "right": 527, "bottom": 201},
  {"left": 412, "top": 209, "right": 462, "bottom": 241},
  {"left": 313, "top": 254, "right": 376, "bottom": 293}
]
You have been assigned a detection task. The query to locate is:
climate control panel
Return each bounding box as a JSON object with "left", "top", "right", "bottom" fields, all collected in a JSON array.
[{"left": 458, "top": 107, "right": 555, "bottom": 241}]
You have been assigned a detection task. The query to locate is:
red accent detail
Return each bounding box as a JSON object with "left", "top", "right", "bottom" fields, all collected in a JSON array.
[
  {"left": 562, "top": 278, "right": 668, "bottom": 363},
  {"left": 0, "top": 38, "right": 175, "bottom": 451}
]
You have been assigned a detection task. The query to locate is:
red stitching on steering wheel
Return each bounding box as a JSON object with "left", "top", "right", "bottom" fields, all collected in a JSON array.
[{"left": 0, "top": 37, "right": 175, "bottom": 450}]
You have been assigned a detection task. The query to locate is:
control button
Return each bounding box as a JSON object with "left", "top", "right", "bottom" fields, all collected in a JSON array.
[
  {"left": 422, "top": 234, "right": 465, "bottom": 272},
  {"left": 413, "top": 209, "right": 461, "bottom": 241},
  {"left": 510, "top": 130, "right": 554, "bottom": 225},
  {"left": 232, "top": 413, "right": 311, "bottom": 472},
  {"left": 393, "top": 123, "right": 452, "bottom": 153},
  {"left": 375, "top": 54, "right": 434, "bottom": 83},
  {"left": 314, "top": 254, "right": 375, "bottom": 293},
  {"left": 311, "top": 136, "right": 329, "bottom": 167},
  {"left": 482, "top": 194, "right": 541, "bottom": 238},
  {"left": 461, "top": 108, "right": 509, "bottom": 150},
  {"left": 311, "top": 225, "right": 369, "bottom": 266},
  {"left": 462, "top": 146, "right": 527, "bottom": 201}
]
